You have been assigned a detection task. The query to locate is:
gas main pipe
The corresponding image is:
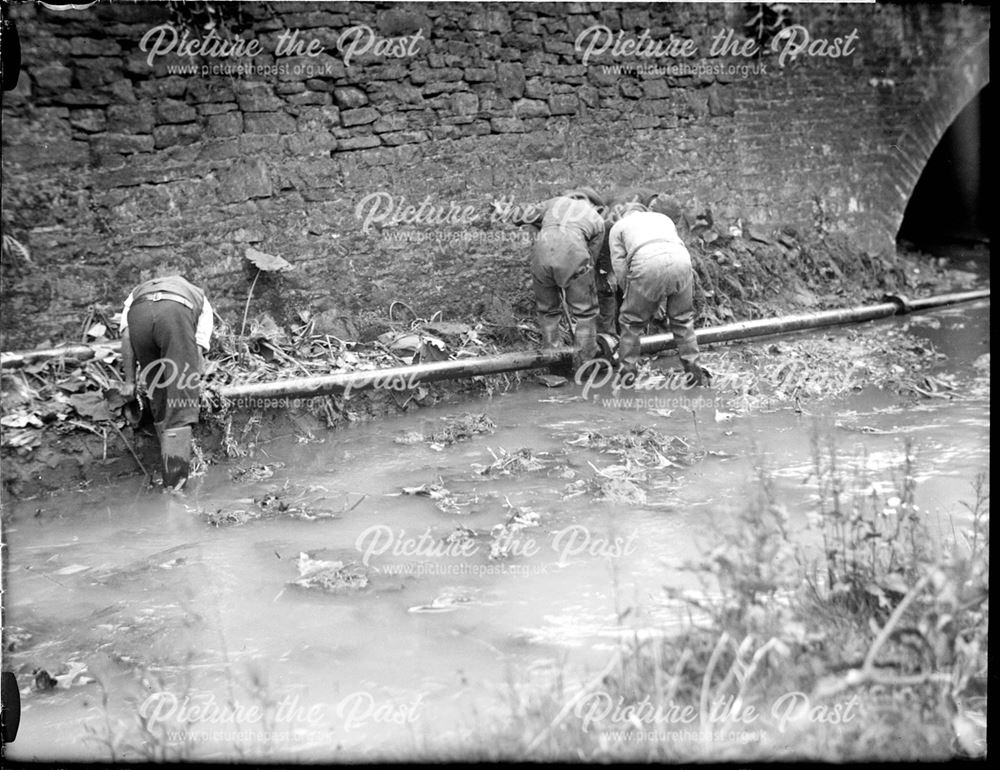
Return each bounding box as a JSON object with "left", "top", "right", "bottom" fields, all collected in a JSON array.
[
  {"left": 0, "top": 289, "right": 989, "bottom": 390},
  {"left": 640, "top": 289, "right": 990, "bottom": 352},
  {"left": 217, "top": 290, "right": 990, "bottom": 401}
]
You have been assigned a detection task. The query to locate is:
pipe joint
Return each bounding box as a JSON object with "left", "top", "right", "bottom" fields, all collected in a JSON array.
[{"left": 882, "top": 293, "right": 912, "bottom": 315}]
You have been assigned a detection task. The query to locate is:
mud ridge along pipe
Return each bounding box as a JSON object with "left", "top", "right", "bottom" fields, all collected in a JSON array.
[{"left": 0, "top": 290, "right": 989, "bottom": 396}]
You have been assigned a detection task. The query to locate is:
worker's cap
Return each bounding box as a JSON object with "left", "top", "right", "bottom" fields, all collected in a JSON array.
[
  {"left": 563, "top": 186, "right": 605, "bottom": 208},
  {"left": 611, "top": 187, "right": 658, "bottom": 208}
]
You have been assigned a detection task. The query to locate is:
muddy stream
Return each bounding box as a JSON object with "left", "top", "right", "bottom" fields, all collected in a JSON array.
[{"left": 1, "top": 301, "right": 989, "bottom": 761}]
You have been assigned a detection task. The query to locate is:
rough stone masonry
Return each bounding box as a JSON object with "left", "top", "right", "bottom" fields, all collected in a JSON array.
[{"left": 0, "top": 2, "right": 990, "bottom": 349}]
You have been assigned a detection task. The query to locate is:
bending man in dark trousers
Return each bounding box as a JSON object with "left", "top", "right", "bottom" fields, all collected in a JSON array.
[
  {"left": 530, "top": 187, "right": 607, "bottom": 369},
  {"left": 118, "top": 275, "right": 213, "bottom": 489},
  {"left": 608, "top": 203, "right": 707, "bottom": 385}
]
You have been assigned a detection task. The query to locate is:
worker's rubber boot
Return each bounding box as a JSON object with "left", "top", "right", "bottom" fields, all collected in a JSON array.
[
  {"left": 160, "top": 425, "right": 192, "bottom": 491},
  {"left": 618, "top": 329, "right": 641, "bottom": 372},
  {"left": 682, "top": 361, "right": 711, "bottom": 388},
  {"left": 538, "top": 315, "right": 573, "bottom": 378},
  {"left": 538, "top": 315, "right": 562, "bottom": 352},
  {"left": 572, "top": 318, "right": 599, "bottom": 374}
]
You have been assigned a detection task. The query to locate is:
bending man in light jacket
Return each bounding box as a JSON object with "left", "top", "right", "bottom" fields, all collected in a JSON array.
[{"left": 607, "top": 203, "right": 707, "bottom": 385}]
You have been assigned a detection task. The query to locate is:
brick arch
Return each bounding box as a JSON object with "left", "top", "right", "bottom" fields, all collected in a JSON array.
[{"left": 881, "top": 32, "right": 990, "bottom": 243}]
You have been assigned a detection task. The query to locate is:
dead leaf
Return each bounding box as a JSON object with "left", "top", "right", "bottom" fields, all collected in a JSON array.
[
  {"left": 0, "top": 412, "right": 43, "bottom": 429},
  {"left": 69, "top": 391, "right": 113, "bottom": 422},
  {"left": 85, "top": 322, "right": 107, "bottom": 340},
  {"left": 245, "top": 246, "right": 294, "bottom": 272}
]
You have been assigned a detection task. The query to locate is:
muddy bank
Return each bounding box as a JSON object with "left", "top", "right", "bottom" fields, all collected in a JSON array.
[
  {"left": 0, "top": 239, "right": 987, "bottom": 500},
  {"left": 1, "top": 377, "right": 516, "bottom": 499}
]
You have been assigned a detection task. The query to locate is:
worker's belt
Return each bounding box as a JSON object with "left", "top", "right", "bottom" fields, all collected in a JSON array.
[
  {"left": 628, "top": 238, "right": 676, "bottom": 259},
  {"left": 133, "top": 292, "right": 195, "bottom": 310},
  {"left": 625, "top": 238, "right": 681, "bottom": 270}
]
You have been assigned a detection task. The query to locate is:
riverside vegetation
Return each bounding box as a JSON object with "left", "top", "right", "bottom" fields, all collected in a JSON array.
[{"left": 476, "top": 434, "right": 988, "bottom": 761}]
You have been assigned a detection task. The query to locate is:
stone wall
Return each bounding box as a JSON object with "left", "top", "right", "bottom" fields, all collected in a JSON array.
[{"left": 0, "top": 1, "right": 990, "bottom": 349}]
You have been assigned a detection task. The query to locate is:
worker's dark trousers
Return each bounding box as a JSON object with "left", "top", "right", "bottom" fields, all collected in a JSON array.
[
  {"left": 618, "top": 244, "right": 700, "bottom": 370},
  {"left": 531, "top": 229, "right": 599, "bottom": 365},
  {"left": 126, "top": 299, "right": 203, "bottom": 430},
  {"left": 596, "top": 271, "right": 618, "bottom": 334}
]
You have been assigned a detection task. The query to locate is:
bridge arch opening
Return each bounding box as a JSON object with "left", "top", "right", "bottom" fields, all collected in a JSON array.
[{"left": 897, "top": 84, "right": 991, "bottom": 257}]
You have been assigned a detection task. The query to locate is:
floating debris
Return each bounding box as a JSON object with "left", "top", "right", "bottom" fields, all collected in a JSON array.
[
  {"left": 445, "top": 525, "right": 479, "bottom": 548},
  {"left": 427, "top": 413, "right": 497, "bottom": 448},
  {"left": 291, "top": 552, "right": 369, "bottom": 593},
  {"left": 401, "top": 478, "right": 483, "bottom": 515},
  {"left": 190, "top": 482, "right": 338, "bottom": 526},
  {"left": 910, "top": 373, "right": 958, "bottom": 399},
  {"left": 472, "top": 447, "right": 552, "bottom": 477},
  {"left": 537, "top": 395, "right": 586, "bottom": 404},
  {"left": 254, "top": 481, "right": 339, "bottom": 520},
  {"left": 33, "top": 669, "right": 57, "bottom": 691},
  {"left": 489, "top": 500, "right": 541, "bottom": 560},
  {"left": 3, "top": 626, "right": 32, "bottom": 653},
  {"left": 393, "top": 430, "right": 425, "bottom": 445},
  {"left": 409, "top": 586, "right": 481, "bottom": 614},
  {"left": 566, "top": 426, "right": 703, "bottom": 469},
  {"left": 201, "top": 507, "right": 260, "bottom": 527},
  {"left": 835, "top": 421, "right": 896, "bottom": 435},
  {"left": 231, "top": 461, "right": 286, "bottom": 482},
  {"left": 31, "top": 662, "right": 91, "bottom": 692},
  {"left": 714, "top": 409, "right": 736, "bottom": 423},
  {"left": 561, "top": 479, "right": 589, "bottom": 500},
  {"left": 595, "top": 476, "right": 648, "bottom": 505}
]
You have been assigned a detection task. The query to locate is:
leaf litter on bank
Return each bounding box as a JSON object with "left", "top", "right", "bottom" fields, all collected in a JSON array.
[
  {"left": 701, "top": 324, "right": 983, "bottom": 412},
  {"left": 0, "top": 306, "right": 518, "bottom": 460}
]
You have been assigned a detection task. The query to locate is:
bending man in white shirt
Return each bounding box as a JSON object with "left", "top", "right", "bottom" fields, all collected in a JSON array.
[{"left": 607, "top": 203, "right": 706, "bottom": 385}]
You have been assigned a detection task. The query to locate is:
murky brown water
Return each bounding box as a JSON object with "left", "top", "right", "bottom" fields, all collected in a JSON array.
[{"left": 2, "top": 301, "right": 988, "bottom": 761}]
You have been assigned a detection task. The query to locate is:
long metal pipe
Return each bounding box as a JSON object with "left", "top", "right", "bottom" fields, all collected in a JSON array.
[
  {"left": 641, "top": 289, "right": 989, "bottom": 352},
  {"left": 0, "top": 341, "right": 121, "bottom": 369},
  {"left": 1, "top": 290, "right": 989, "bottom": 395},
  {"left": 218, "top": 290, "right": 989, "bottom": 400},
  {"left": 222, "top": 348, "right": 578, "bottom": 400}
]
